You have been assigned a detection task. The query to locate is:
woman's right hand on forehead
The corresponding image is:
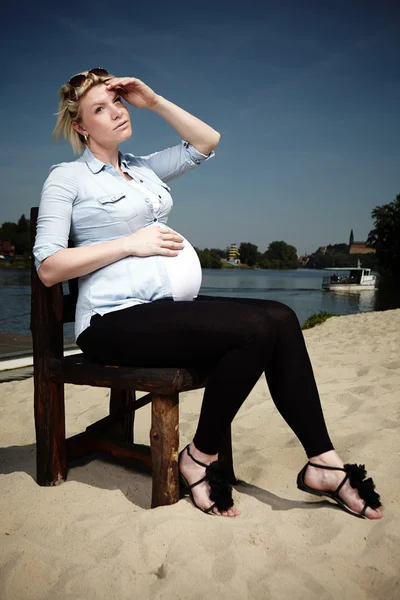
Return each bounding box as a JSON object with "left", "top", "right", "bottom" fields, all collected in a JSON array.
[{"left": 124, "top": 226, "right": 184, "bottom": 257}]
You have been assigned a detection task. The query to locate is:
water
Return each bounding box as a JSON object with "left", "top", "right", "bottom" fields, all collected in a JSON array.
[
  {"left": 2, "top": 267, "right": 397, "bottom": 342},
  {"left": 200, "top": 269, "right": 379, "bottom": 323}
]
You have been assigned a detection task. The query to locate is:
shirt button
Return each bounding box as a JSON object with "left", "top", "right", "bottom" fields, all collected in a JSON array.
[
  {"left": 158, "top": 195, "right": 162, "bottom": 199},
  {"left": 154, "top": 218, "right": 158, "bottom": 222},
  {"left": 145, "top": 198, "right": 150, "bottom": 203},
  {"left": 140, "top": 179, "right": 143, "bottom": 183}
]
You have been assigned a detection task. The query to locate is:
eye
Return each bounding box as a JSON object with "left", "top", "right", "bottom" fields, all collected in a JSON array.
[{"left": 95, "top": 107, "right": 102, "bottom": 113}]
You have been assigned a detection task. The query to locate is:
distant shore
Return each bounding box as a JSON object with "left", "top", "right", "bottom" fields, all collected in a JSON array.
[{"left": 0, "top": 261, "right": 371, "bottom": 272}]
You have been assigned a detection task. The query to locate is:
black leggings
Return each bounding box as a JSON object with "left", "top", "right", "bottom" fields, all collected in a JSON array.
[{"left": 76, "top": 295, "right": 334, "bottom": 457}]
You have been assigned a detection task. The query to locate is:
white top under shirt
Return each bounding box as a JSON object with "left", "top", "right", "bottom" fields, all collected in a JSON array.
[
  {"left": 127, "top": 177, "right": 202, "bottom": 301},
  {"left": 127, "top": 176, "right": 161, "bottom": 212}
]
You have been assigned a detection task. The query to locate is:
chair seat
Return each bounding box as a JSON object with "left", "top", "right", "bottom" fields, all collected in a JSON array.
[{"left": 49, "top": 354, "right": 209, "bottom": 394}]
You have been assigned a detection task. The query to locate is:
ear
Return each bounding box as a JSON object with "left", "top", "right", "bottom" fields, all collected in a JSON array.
[{"left": 72, "top": 121, "right": 87, "bottom": 136}]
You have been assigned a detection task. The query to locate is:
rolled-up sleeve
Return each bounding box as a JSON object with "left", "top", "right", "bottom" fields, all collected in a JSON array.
[
  {"left": 33, "top": 164, "right": 77, "bottom": 273},
  {"left": 135, "top": 139, "right": 215, "bottom": 183}
]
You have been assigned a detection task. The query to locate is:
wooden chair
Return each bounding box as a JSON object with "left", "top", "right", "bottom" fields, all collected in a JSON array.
[{"left": 30, "top": 206, "right": 236, "bottom": 507}]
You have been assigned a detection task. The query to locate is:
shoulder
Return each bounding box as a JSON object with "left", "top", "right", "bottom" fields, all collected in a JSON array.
[
  {"left": 48, "top": 154, "right": 85, "bottom": 175},
  {"left": 45, "top": 156, "right": 88, "bottom": 187},
  {"left": 42, "top": 160, "right": 80, "bottom": 198},
  {"left": 47, "top": 161, "right": 74, "bottom": 175}
]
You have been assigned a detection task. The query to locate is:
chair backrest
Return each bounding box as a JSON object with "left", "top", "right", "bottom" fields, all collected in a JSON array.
[{"left": 30, "top": 206, "right": 78, "bottom": 363}]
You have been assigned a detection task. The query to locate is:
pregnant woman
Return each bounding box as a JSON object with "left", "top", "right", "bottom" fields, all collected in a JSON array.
[{"left": 33, "top": 69, "right": 383, "bottom": 519}]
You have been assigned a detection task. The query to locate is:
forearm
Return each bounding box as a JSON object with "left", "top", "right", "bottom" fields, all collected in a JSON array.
[
  {"left": 149, "top": 95, "right": 221, "bottom": 155},
  {"left": 38, "top": 236, "right": 130, "bottom": 287}
]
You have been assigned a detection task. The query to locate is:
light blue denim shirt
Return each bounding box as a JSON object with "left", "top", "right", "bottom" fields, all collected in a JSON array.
[{"left": 33, "top": 141, "right": 214, "bottom": 342}]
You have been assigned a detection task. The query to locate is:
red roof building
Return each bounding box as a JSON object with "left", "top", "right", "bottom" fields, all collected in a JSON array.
[{"left": 0, "top": 240, "right": 15, "bottom": 256}]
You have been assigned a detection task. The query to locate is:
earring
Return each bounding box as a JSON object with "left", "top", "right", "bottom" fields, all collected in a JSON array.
[{"left": 84, "top": 134, "right": 88, "bottom": 142}]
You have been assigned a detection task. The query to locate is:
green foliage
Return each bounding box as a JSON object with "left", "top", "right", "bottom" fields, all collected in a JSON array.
[
  {"left": 238, "top": 242, "right": 259, "bottom": 267},
  {"left": 194, "top": 247, "right": 222, "bottom": 269},
  {"left": 266, "top": 240, "right": 297, "bottom": 261},
  {"left": 325, "top": 243, "right": 349, "bottom": 254},
  {"left": 367, "top": 194, "right": 400, "bottom": 283},
  {"left": 16, "top": 214, "right": 29, "bottom": 233},
  {"left": 261, "top": 240, "right": 298, "bottom": 269},
  {"left": 209, "top": 247, "right": 228, "bottom": 259},
  {"left": 301, "top": 312, "right": 338, "bottom": 330},
  {"left": 306, "top": 250, "right": 378, "bottom": 270},
  {"left": 0, "top": 221, "right": 17, "bottom": 242},
  {"left": 0, "top": 214, "right": 31, "bottom": 255},
  {"left": 236, "top": 240, "right": 299, "bottom": 269}
]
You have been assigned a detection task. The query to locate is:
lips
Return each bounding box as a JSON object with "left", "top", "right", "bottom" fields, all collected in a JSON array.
[{"left": 115, "top": 121, "right": 128, "bottom": 130}]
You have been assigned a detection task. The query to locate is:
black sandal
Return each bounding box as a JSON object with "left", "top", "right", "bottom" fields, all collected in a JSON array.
[
  {"left": 297, "top": 462, "right": 382, "bottom": 518},
  {"left": 179, "top": 444, "right": 234, "bottom": 515}
]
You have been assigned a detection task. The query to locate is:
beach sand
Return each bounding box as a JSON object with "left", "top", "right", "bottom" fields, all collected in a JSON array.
[{"left": 1, "top": 309, "right": 399, "bottom": 599}]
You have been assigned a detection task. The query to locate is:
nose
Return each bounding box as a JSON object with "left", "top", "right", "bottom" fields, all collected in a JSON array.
[{"left": 112, "top": 105, "right": 124, "bottom": 119}]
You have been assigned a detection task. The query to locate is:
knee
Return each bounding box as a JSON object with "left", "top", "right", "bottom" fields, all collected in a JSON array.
[
  {"left": 278, "top": 303, "right": 298, "bottom": 324},
  {"left": 265, "top": 301, "right": 299, "bottom": 325}
]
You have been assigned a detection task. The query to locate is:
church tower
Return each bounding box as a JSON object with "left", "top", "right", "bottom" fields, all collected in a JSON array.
[{"left": 349, "top": 229, "right": 354, "bottom": 247}]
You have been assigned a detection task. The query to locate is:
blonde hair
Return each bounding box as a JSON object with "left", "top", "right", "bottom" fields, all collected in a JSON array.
[{"left": 52, "top": 70, "right": 115, "bottom": 154}]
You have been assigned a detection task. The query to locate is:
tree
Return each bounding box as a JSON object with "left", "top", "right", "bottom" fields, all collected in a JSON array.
[
  {"left": 367, "top": 194, "right": 400, "bottom": 282},
  {"left": 16, "top": 214, "right": 29, "bottom": 233},
  {"left": 194, "top": 247, "right": 222, "bottom": 269},
  {"left": 238, "top": 242, "right": 259, "bottom": 267},
  {"left": 326, "top": 243, "right": 349, "bottom": 255},
  {"left": 264, "top": 241, "right": 298, "bottom": 269},
  {"left": 0, "top": 214, "right": 31, "bottom": 255},
  {"left": 15, "top": 214, "right": 31, "bottom": 255},
  {"left": 0, "top": 221, "right": 18, "bottom": 242},
  {"left": 210, "top": 248, "right": 227, "bottom": 259},
  {"left": 209, "top": 250, "right": 222, "bottom": 269}
]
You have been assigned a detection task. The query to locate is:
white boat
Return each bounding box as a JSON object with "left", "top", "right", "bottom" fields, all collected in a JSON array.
[{"left": 322, "top": 259, "right": 377, "bottom": 291}]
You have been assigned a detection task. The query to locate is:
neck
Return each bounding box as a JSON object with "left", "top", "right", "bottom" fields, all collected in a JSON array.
[{"left": 86, "top": 141, "right": 120, "bottom": 169}]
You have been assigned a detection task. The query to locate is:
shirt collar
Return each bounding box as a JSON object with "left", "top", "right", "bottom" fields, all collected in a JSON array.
[{"left": 82, "top": 146, "right": 126, "bottom": 174}]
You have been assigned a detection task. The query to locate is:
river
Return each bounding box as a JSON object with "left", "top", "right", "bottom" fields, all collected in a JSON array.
[{"left": 2, "top": 267, "right": 399, "bottom": 343}]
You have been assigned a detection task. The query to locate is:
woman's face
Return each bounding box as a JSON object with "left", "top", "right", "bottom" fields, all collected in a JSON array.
[{"left": 74, "top": 82, "right": 132, "bottom": 146}]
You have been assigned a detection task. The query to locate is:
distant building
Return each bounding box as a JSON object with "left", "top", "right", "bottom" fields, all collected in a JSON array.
[
  {"left": 0, "top": 240, "right": 15, "bottom": 258},
  {"left": 297, "top": 255, "right": 310, "bottom": 266},
  {"left": 317, "top": 246, "right": 328, "bottom": 255},
  {"left": 228, "top": 243, "right": 240, "bottom": 265},
  {"left": 349, "top": 230, "right": 375, "bottom": 255}
]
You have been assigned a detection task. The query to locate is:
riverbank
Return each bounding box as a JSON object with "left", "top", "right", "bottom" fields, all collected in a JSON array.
[
  {"left": 0, "top": 332, "right": 75, "bottom": 359},
  {"left": 0, "top": 332, "right": 76, "bottom": 382},
  {"left": 0, "top": 309, "right": 399, "bottom": 599}
]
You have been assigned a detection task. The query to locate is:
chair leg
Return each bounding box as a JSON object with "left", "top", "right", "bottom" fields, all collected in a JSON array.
[
  {"left": 150, "top": 393, "right": 179, "bottom": 508},
  {"left": 109, "top": 388, "right": 135, "bottom": 443},
  {"left": 34, "top": 375, "right": 67, "bottom": 486},
  {"left": 218, "top": 426, "right": 238, "bottom": 484}
]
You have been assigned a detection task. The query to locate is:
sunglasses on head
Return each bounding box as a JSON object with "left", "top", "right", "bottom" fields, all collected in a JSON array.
[{"left": 68, "top": 67, "right": 109, "bottom": 88}]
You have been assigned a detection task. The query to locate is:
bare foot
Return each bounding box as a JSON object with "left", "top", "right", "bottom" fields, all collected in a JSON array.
[
  {"left": 304, "top": 450, "right": 383, "bottom": 519},
  {"left": 179, "top": 442, "right": 240, "bottom": 517}
]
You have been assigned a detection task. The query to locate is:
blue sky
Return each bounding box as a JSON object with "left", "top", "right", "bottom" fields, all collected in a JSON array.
[{"left": 1, "top": 0, "right": 399, "bottom": 255}]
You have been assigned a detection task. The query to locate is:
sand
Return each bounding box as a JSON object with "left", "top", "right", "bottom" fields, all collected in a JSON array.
[{"left": 1, "top": 309, "right": 399, "bottom": 600}]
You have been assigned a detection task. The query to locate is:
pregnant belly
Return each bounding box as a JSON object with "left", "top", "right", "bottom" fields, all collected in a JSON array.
[{"left": 158, "top": 223, "right": 202, "bottom": 301}]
